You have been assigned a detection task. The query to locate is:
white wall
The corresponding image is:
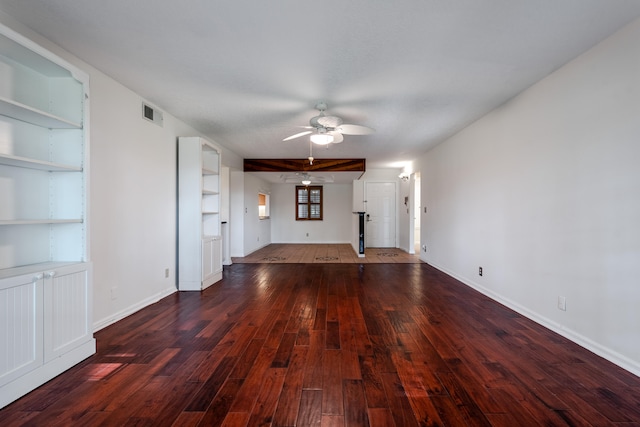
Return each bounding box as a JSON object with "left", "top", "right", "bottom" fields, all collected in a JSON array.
[
  {"left": 271, "top": 183, "right": 352, "bottom": 244},
  {"left": 351, "top": 212, "right": 362, "bottom": 254},
  {"left": 243, "top": 173, "right": 272, "bottom": 255},
  {"left": 229, "top": 169, "right": 245, "bottom": 257},
  {"left": 419, "top": 18, "right": 640, "bottom": 375},
  {"left": 361, "top": 168, "right": 402, "bottom": 182},
  {"left": 397, "top": 177, "right": 412, "bottom": 253},
  {"left": 88, "top": 71, "right": 188, "bottom": 329}
]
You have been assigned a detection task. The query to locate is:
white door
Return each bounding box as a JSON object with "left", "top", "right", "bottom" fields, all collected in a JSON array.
[{"left": 365, "top": 182, "right": 396, "bottom": 247}]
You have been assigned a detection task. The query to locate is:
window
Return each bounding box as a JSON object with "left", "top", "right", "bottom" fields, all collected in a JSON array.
[
  {"left": 258, "top": 193, "right": 270, "bottom": 219},
  {"left": 296, "top": 185, "right": 323, "bottom": 220}
]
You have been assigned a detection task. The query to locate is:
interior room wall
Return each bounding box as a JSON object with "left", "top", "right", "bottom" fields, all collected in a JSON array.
[
  {"left": 360, "top": 168, "right": 402, "bottom": 181},
  {"left": 350, "top": 212, "right": 361, "bottom": 254},
  {"left": 229, "top": 169, "right": 245, "bottom": 258},
  {"left": 270, "top": 183, "right": 352, "bottom": 244},
  {"left": 397, "top": 177, "right": 412, "bottom": 253},
  {"left": 419, "top": 18, "right": 640, "bottom": 375},
  {"left": 243, "top": 173, "right": 272, "bottom": 255},
  {"left": 88, "top": 71, "right": 188, "bottom": 329}
]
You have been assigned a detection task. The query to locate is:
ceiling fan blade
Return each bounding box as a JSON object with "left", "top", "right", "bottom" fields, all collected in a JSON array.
[
  {"left": 283, "top": 130, "right": 312, "bottom": 141},
  {"left": 336, "top": 124, "right": 375, "bottom": 135},
  {"left": 329, "top": 131, "right": 344, "bottom": 143}
]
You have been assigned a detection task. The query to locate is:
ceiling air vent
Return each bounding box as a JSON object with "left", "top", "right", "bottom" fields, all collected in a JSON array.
[{"left": 142, "top": 102, "right": 163, "bottom": 127}]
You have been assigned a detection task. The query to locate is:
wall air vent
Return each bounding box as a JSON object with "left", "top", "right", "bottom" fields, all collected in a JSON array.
[{"left": 142, "top": 102, "right": 163, "bottom": 127}]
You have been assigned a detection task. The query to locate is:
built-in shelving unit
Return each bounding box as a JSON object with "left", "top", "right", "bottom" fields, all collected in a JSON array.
[
  {"left": 178, "top": 137, "right": 223, "bottom": 291},
  {"left": 0, "top": 23, "right": 94, "bottom": 409}
]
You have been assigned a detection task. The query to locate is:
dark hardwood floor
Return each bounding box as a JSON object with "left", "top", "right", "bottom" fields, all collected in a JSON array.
[{"left": 3, "top": 263, "right": 640, "bottom": 426}]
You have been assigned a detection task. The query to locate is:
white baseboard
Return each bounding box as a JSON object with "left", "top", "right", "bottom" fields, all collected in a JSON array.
[
  {"left": 427, "top": 261, "right": 640, "bottom": 378},
  {"left": 93, "top": 286, "right": 177, "bottom": 332}
]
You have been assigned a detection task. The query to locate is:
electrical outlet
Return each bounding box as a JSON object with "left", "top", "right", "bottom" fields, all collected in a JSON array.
[
  {"left": 558, "top": 296, "right": 567, "bottom": 311},
  {"left": 110, "top": 286, "right": 118, "bottom": 300},
  {"left": 422, "top": 245, "right": 427, "bottom": 252},
  {"left": 306, "top": 233, "right": 309, "bottom": 237},
  {"left": 165, "top": 268, "right": 170, "bottom": 278},
  {"left": 479, "top": 266, "right": 483, "bottom": 276}
]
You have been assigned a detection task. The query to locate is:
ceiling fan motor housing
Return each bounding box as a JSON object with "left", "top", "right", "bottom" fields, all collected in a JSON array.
[{"left": 310, "top": 114, "right": 343, "bottom": 129}]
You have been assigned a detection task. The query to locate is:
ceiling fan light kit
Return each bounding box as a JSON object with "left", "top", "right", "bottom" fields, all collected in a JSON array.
[{"left": 310, "top": 133, "right": 334, "bottom": 145}]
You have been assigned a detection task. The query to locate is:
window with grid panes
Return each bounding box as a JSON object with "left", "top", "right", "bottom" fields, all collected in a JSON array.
[{"left": 296, "top": 185, "right": 323, "bottom": 220}]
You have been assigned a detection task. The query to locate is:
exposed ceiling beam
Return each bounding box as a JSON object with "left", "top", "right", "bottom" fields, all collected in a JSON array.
[{"left": 243, "top": 158, "right": 365, "bottom": 173}]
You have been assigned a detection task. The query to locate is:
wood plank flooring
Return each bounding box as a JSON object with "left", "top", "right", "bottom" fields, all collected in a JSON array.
[
  {"left": 232, "top": 244, "right": 421, "bottom": 264},
  {"left": 3, "top": 263, "right": 640, "bottom": 426}
]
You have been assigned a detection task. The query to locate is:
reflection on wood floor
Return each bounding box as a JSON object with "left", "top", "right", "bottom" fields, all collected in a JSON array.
[
  {"left": 4, "top": 263, "right": 640, "bottom": 425},
  {"left": 232, "top": 244, "right": 422, "bottom": 264}
]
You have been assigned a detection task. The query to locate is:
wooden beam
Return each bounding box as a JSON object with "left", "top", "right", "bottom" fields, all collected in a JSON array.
[{"left": 243, "top": 158, "right": 365, "bottom": 172}]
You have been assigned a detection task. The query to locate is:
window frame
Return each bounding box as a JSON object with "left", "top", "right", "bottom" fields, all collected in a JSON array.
[
  {"left": 258, "top": 192, "right": 270, "bottom": 219},
  {"left": 295, "top": 185, "right": 323, "bottom": 221}
]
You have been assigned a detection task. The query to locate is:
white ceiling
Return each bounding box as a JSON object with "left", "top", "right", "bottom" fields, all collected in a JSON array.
[{"left": 2, "top": 1, "right": 640, "bottom": 177}]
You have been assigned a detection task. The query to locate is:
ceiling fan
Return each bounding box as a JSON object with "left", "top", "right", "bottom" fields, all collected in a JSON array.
[
  {"left": 281, "top": 172, "right": 332, "bottom": 185},
  {"left": 283, "top": 101, "right": 374, "bottom": 145}
]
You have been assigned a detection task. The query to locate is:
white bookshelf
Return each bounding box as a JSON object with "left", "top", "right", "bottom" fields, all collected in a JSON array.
[
  {"left": 0, "top": 23, "right": 94, "bottom": 409},
  {"left": 178, "top": 137, "right": 223, "bottom": 290}
]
